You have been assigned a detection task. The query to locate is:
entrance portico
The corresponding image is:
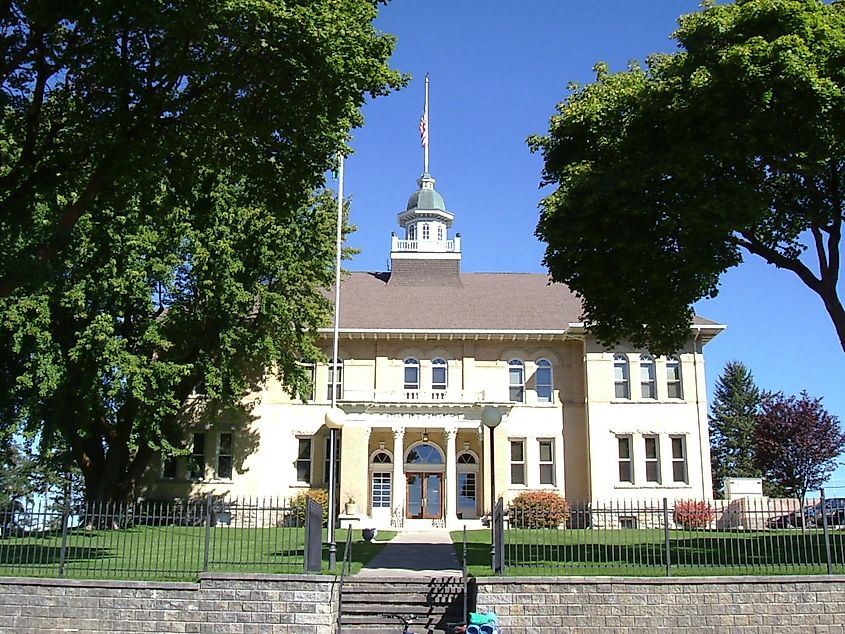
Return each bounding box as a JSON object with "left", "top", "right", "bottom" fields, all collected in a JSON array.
[{"left": 342, "top": 412, "right": 494, "bottom": 530}]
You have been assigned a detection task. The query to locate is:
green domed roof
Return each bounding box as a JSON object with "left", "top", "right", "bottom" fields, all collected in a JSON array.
[
  {"left": 405, "top": 173, "right": 447, "bottom": 212},
  {"left": 406, "top": 187, "right": 446, "bottom": 212}
]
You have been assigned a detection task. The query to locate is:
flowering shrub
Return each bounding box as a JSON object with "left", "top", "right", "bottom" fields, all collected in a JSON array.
[
  {"left": 289, "top": 489, "right": 329, "bottom": 526},
  {"left": 509, "top": 491, "right": 571, "bottom": 528},
  {"left": 673, "top": 499, "right": 715, "bottom": 529}
]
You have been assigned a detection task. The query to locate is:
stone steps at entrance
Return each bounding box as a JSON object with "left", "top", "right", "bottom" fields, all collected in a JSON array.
[{"left": 340, "top": 577, "right": 466, "bottom": 634}]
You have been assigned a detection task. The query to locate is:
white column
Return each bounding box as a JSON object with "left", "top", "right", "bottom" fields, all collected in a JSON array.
[
  {"left": 445, "top": 427, "right": 458, "bottom": 527},
  {"left": 392, "top": 428, "right": 405, "bottom": 521}
]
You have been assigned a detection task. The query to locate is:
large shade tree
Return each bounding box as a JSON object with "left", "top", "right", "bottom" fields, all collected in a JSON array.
[
  {"left": 0, "top": 0, "right": 404, "bottom": 501},
  {"left": 530, "top": 0, "right": 845, "bottom": 355}
]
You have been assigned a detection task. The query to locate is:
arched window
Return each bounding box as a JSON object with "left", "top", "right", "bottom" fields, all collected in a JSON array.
[
  {"left": 613, "top": 354, "right": 630, "bottom": 399},
  {"left": 456, "top": 450, "right": 479, "bottom": 519},
  {"left": 509, "top": 359, "right": 525, "bottom": 403},
  {"left": 406, "top": 444, "right": 444, "bottom": 465},
  {"left": 404, "top": 357, "right": 420, "bottom": 392},
  {"left": 369, "top": 450, "right": 393, "bottom": 509},
  {"left": 432, "top": 358, "right": 448, "bottom": 393},
  {"left": 371, "top": 451, "right": 392, "bottom": 464},
  {"left": 408, "top": 224, "right": 416, "bottom": 241},
  {"left": 421, "top": 223, "right": 431, "bottom": 240},
  {"left": 640, "top": 354, "right": 656, "bottom": 399},
  {"left": 666, "top": 356, "right": 683, "bottom": 399},
  {"left": 536, "top": 358, "right": 553, "bottom": 403},
  {"left": 457, "top": 452, "right": 477, "bottom": 464},
  {"left": 437, "top": 224, "right": 444, "bottom": 241},
  {"left": 327, "top": 358, "right": 343, "bottom": 401}
]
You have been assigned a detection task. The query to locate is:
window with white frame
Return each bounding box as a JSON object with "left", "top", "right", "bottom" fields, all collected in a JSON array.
[
  {"left": 404, "top": 357, "right": 420, "bottom": 392},
  {"left": 437, "top": 224, "right": 444, "bottom": 241},
  {"left": 617, "top": 436, "right": 633, "bottom": 483},
  {"left": 421, "top": 223, "right": 430, "bottom": 240},
  {"left": 217, "top": 432, "right": 233, "bottom": 480},
  {"left": 613, "top": 354, "right": 630, "bottom": 399},
  {"left": 296, "top": 438, "right": 312, "bottom": 485},
  {"left": 671, "top": 436, "right": 688, "bottom": 483},
  {"left": 538, "top": 439, "right": 556, "bottom": 485},
  {"left": 298, "top": 360, "right": 316, "bottom": 401},
  {"left": 536, "top": 359, "right": 553, "bottom": 403},
  {"left": 666, "top": 356, "right": 683, "bottom": 399},
  {"left": 323, "top": 435, "right": 340, "bottom": 487},
  {"left": 644, "top": 435, "right": 660, "bottom": 483},
  {"left": 510, "top": 440, "right": 526, "bottom": 485},
  {"left": 408, "top": 224, "right": 416, "bottom": 240},
  {"left": 509, "top": 359, "right": 525, "bottom": 403},
  {"left": 431, "top": 358, "right": 447, "bottom": 392},
  {"left": 327, "top": 358, "right": 343, "bottom": 402},
  {"left": 189, "top": 433, "right": 206, "bottom": 480},
  {"left": 640, "top": 354, "right": 656, "bottom": 399},
  {"left": 371, "top": 472, "right": 392, "bottom": 508}
]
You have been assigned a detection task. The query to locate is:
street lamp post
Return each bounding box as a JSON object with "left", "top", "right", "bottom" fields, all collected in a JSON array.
[
  {"left": 324, "top": 407, "right": 345, "bottom": 571},
  {"left": 481, "top": 405, "right": 502, "bottom": 571}
]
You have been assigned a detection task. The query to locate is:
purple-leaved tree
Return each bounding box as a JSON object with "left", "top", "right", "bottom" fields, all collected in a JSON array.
[{"left": 754, "top": 391, "right": 845, "bottom": 506}]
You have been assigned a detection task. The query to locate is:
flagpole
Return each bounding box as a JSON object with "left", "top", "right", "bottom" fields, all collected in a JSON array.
[
  {"left": 327, "top": 152, "right": 344, "bottom": 572},
  {"left": 424, "top": 74, "right": 430, "bottom": 174}
]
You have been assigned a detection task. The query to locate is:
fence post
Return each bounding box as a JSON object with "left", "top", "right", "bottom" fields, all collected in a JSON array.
[
  {"left": 203, "top": 493, "right": 213, "bottom": 573},
  {"left": 820, "top": 488, "right": 833, "bottom": 575},
  {"left": 58, "top": 476, "right": 72, "bottom": 578},
  {"left": 663, "top": 497, "right": 672, "bottom": 577},
  {"left": 462, "top": 525, "right": 468, "bottom": 623}
]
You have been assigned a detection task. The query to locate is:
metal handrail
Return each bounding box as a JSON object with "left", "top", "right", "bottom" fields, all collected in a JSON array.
[{"left": 336, "top": 529, "right": 354, "bottom": 634}]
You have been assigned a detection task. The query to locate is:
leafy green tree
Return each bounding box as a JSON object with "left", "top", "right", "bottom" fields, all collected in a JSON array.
[
  {"left": 1, "top": 1, "right": 404, "bottom": 502},
  {"left": 1, "top": 0, "right": 402, "bottom": 295},
  {"left": 754, "top": 391, "right": 845, "bottom": 504},
  {"left": 530, "top": 0, "right": 845, "bottom": 355},
  {"left": 708, "top": 361, "right": 762, "bottom": 498}
]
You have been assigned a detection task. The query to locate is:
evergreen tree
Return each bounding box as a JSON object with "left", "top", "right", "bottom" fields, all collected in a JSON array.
[{"left": 709, "top": 361, "right": 762, "bottom": 497}]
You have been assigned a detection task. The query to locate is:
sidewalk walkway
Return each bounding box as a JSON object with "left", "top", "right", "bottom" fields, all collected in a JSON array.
[{"left": 356, "top": 530, "right": 462, "bottom": 577}]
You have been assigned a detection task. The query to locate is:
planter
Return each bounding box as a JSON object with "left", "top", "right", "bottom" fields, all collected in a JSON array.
[{"left": 344, "top": 503, "right": 358, "bottom": 515}]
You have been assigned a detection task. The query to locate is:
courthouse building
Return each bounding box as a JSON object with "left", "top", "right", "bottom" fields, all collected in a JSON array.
[{"left": 146, "top": 167, "right": 723, "bottom": 530}]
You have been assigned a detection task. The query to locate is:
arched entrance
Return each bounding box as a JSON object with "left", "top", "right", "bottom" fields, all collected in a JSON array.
[{"left": 405, "top": 442, "right": 444, "bottom": 520}]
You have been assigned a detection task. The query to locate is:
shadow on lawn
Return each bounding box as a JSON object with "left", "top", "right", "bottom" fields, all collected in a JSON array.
[
  {"left": 0, "top": 543, "right": 114, "bottom": 565},
  {"left": 463, "top": 531, "right": 845, "bottom": 571}
]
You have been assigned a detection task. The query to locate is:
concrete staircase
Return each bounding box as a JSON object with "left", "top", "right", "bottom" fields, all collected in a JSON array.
[{"left": 339, "top": 576, "right": 469, "bottom": 633}]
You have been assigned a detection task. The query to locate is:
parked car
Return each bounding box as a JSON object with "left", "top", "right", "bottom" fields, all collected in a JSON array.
[
  {"left": 806, "top": 498, "right": 845, "bottom": 527},
  {"left": 766, "top": 498, "right": 845, "bottom": 529},
  {"left": 766, "top": 509, "right": 804, "bottom": 529}
]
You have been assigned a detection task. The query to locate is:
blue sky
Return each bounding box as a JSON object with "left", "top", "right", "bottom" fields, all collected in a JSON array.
[{"left": 341, "top": 1, "right": 845, "bottom": 489}]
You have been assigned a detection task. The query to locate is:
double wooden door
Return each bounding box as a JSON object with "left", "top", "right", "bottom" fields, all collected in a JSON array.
[{"left": 406, "top": 473, "right": 443, "bottom": 519}]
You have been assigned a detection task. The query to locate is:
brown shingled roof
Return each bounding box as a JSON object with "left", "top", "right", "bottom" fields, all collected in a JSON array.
[
  {"left": 340, "top": 271, "right": 579, "bottom": 330},
  {"left": 335, "top": 271, "right": 720, "bottom": 332}
]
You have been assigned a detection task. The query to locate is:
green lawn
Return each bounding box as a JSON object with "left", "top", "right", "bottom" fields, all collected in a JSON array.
[
  {"left": 452, "top": 528, "right": 845, "bottom": 577},
  {"left": 0, "top": 525, "right": 396, "bottom": 581}
]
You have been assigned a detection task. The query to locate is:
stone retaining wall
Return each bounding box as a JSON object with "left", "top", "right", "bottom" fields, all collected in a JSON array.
[
  {"left": 0, "top": 573, "right": 337, "bottom": 633},
  {"left": 2, "top": 574, "right": 844, "bottom": 633},
  {"left": 476, "top": 576, "right": 845, "bottom": 633}
]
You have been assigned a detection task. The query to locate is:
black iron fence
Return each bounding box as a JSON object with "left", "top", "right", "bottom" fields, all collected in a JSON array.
[
  {"left": 0, "top": 495, "right": 323, "bottom": 581},
  {"left": 495, "top": 491, "right": 845, "bottom": 576}
]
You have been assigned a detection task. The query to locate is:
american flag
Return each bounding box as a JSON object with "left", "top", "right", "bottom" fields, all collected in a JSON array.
[{"left": 419, "top": 110, "right": 428, "bottom": 147}]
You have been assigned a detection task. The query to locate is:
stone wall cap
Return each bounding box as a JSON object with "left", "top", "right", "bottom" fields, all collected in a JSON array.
[
  {"left": 0, "top": 576, "right": 197, "bottom": 591},
  {"left": 199, "top": 572, "right": 337, "bottom": 584},
  {"left": 473, "top": 574, "right": 845, "bottom": 585}
]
